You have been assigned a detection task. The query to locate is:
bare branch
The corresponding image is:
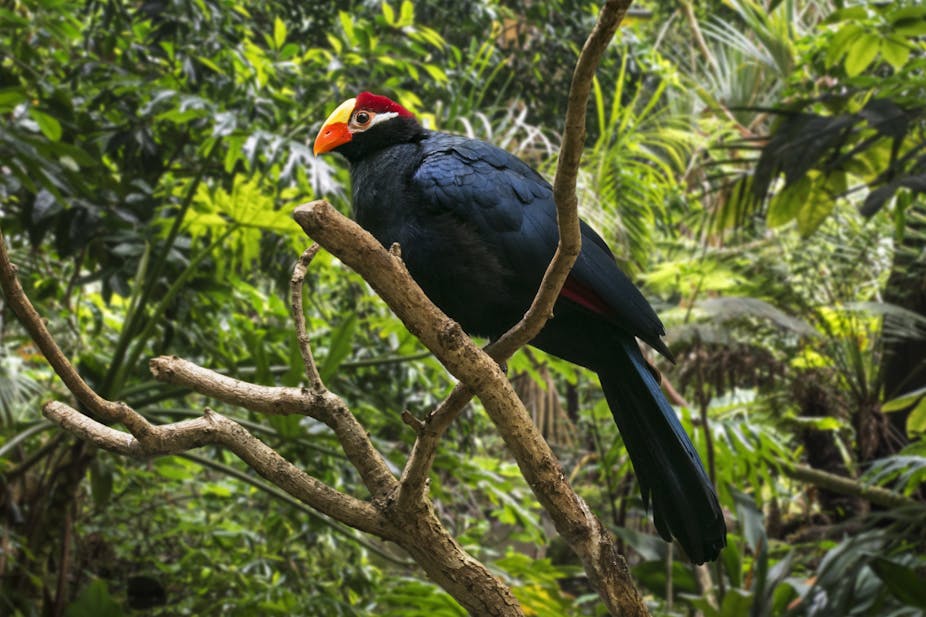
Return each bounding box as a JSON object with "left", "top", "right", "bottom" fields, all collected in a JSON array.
[
  {"left": 2, "top": 225, "right": 397, "bottom": 541},
  {"left": 291, "top": 244, "right": 324, "bottom": 390},
  {"left": 0, "top": 228, "right": 153, "bottom": 437},
  {"left": 42, "top": 401, "right": 391, "bottom": 536},
  {"left": 149, "top": 356, "right": 316, "bottom": 415},
  {"left": 7, "top": 224, "right": 517, "bottom": 614},
  {"left": 149, "top": 355, "right": 399, "bottom": 497},
  {"left": 781, "top": 461, "right": 918, "bottom": 509},
  {"left": 43, "top": 400, "right": 216, "bottom": 455},
  {"left": 146, "top": 360, "right": 523, "bottom": 615},
  {"left": 397, "top": 383, "right": 471, "bottom": 510},
  {"left": 400, "top": 410, "right": 425, "bottom": 433}
]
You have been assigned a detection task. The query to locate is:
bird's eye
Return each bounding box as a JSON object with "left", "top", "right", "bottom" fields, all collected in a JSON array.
[{"left": 355, "top": 111, "right": 371, "bottom": 125}]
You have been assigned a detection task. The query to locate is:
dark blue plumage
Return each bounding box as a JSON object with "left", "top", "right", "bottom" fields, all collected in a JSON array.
[{"left": 316, "top": 94, "right": 727, "bottom": 563}]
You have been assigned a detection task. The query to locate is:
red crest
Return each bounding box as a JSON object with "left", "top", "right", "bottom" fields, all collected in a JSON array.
[{"left": 355, "top": 92, "right": 415, "bottom": 118}]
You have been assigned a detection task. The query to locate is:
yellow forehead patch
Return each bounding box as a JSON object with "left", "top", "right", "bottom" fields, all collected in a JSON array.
[{"left": 323, "top": 98, "right": 356, "bottom": 127}]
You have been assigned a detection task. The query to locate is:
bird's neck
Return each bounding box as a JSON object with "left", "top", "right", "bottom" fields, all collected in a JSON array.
[{"left": 349, "top": 142, "right": 421, "bottom": 241}]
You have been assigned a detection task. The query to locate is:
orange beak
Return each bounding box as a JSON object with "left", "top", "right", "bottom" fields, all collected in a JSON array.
[{"left": 313, "top": 98, "right": 356, "bottom": 155}]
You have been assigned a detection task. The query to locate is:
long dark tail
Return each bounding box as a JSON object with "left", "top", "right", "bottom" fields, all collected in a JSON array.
[{"left": 599, "top": 339, "right": 726, "bottom": 564}]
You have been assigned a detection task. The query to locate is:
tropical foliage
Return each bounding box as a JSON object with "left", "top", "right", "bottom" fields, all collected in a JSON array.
[{"left": 1, "top": 0, "right": 924, "bottom": 615}]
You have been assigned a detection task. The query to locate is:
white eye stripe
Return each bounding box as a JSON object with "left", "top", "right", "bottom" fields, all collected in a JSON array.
[
  {"left": 350, "top": 110, "right": 399, "bottom": 132},
  {"left": 369, "top": 111, "right": 398, "bottom": 126}
]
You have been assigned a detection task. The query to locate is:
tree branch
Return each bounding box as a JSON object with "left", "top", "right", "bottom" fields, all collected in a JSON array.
[
  {"left": 42, "top": 401, "right": 391, "bottom": 536},
  {"left": 5, "top": 222, "right": 521, "bottom": 615},
  {"left": 0, "top": 228, "right": 153, "bottom": 437},
  {"left": 1, "top": 226, "right": 393, "bottom": 545},
  {"left": 291, "top": 244, "right": 324, "bottom": 390},
  {"left": 149, "top": 355, "right": 398, "bottom": 497},
  {"left": 780, "top": 461, "right": 918, "bottom": 509}
]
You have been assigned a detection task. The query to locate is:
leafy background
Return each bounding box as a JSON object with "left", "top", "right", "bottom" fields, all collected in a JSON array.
[{"left": 1, "top": 0, "right": 924, "bottom": 615}]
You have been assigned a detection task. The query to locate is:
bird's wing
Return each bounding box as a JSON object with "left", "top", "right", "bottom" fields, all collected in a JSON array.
[
  {"left": 411, "top": 134, "right": 670, "bottom": 357},
  {"left": 568, "top": 222, "right": 672, "bottom": 358},
  {"left": 411, "top": 136, "right": 543, "bottom": 235}
]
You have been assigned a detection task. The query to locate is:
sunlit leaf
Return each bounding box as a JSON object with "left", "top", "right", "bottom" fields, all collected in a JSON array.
[
  {"left": 767, "top": 176, "right": 809, "bottom": 228},
  {"left": 319, "top": 312, "right": 359, "bottom": 383},
  {"left": 398, "top": 0, "right": 415, "bottom": 27},
  {"left": 882, "top": 387, "right": 926, "bottom": 413},
  {"left": 273, "top": 16, "right": 286, "bottom": 49},
  {"left": 907, "top": 398, "right": 926, "bottom": 437},
  {"left": 382, "top": 1, "right": 395, "bottom": 26},
  {"left": 29, "top": 108, "right": 62, "bottom": 141},
  {"left": 880, "top": 35, "right": 911, "bottom": 71},
  {"left": 844, "top": 33, "right": 880, "bottom": 77},
  {"left": 825, "top": 23, "right": 862, "bottom": 68}
]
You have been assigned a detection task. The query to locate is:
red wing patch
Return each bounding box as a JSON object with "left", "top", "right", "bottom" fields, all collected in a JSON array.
[{"left": 561, "top": 276, "right": 613, "bottom": 316}]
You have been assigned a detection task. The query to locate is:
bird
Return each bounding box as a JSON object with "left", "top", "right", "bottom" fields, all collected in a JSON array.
[{"left": 313, "top": 91, "right": 727, "bottom": 563}]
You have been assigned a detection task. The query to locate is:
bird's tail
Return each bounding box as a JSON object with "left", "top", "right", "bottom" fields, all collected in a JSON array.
[{"left": 598, "top": 339, "right": 726, "bottom": 564}]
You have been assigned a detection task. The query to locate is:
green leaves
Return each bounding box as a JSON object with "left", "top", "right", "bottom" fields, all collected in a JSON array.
[
  {"left": 843, "top": 32, "right": 880, "bottom": 77},
  {"left": 318, "top": 312, "right": 359, "bottom": 383},
  {"left": 28, "top": 108, "right": 62, "bottom": 141},
  {"left": 870, "top": 557, "right": 926, "bottom": 609},
  {"left": 890, "top": 5, "right": 926, "bottom": 36},
  {"left": 382, "top": 1, "right": 416, "bottom": 28},
  {"left": 272, "top": 16, "right": 286, "bottom": 50},
  {"left": 825, "top": 2, "right": 926, "bottom": 75},
  {"left": 65, "top": 580, "right": 123, "bottom": 617},
  {"left": 883, "top": 386, "right": 926, "bottom": 437}
]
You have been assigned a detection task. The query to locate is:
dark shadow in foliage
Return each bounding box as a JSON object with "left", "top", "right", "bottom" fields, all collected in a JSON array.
[
  {"left": 717, "top": 98, "right": 926, "bottom": 223},
  {"left": 126, "top": 575, "right": 167, "bottom": 610}
]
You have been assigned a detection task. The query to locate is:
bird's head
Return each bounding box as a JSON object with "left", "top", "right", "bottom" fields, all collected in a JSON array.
[{"left": 313, "top": 92, "right": 420, "bottom": 161}]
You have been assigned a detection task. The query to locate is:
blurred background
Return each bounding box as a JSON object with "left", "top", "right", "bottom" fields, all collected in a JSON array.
[{"left": 1, "top": 1, "right": 924, "bottom": 615}]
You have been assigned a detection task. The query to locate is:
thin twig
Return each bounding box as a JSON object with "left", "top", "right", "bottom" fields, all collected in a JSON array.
[
  {"left": 400, "top": 410, "right": 425, "bottom": 434},
  {"left": 290, "top": 244, "right": 324, "bottom": 389},
  {"left": 681, "top": 0, "right": 719, "bottom": 76},
  {"left": 397, "top": 384, "right": 472, "bottom": 510}
]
